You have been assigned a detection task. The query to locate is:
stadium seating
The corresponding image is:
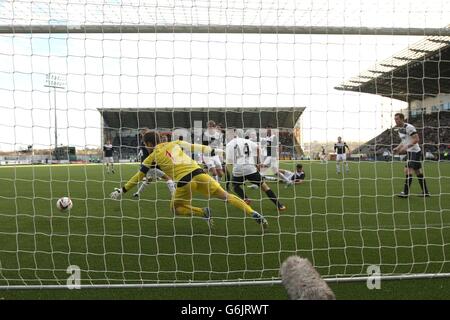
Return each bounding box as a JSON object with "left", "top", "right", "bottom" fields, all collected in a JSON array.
[{"left": 354, "top": 111, "right": 450, "bottom": 160}]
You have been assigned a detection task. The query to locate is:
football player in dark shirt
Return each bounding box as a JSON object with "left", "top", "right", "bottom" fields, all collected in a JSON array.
[
  {"left": 278, "top": 164, "right": 306, "bottom": 187},
  {"left": 334, "top": 137, "right": 350, "bottom": 174},
  {"left": 103, "top": 140, "right": 115, "bottom": 174}
]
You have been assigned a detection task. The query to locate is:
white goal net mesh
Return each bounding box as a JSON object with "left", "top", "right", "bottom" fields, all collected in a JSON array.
[{"left": 0, "top": 0, "right": 449, "bottom": 287}]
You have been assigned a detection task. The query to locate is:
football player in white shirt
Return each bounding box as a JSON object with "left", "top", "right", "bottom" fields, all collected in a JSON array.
[
  {"left": 393, "top": 113, "right": 430, "bottom": 198},
  {"left": 226, "top": 132, "right": 286, "bottom": 212},
  {"left": 203, "top": 120, "right": 224, "bottom": 182},
  {"left": 260, "top": 125, "right": 277, "bottom": 172},
  {"left": 259, "top": 125, "right": 293, "bottom": 184},
  {"left": 242, "top": 129, "right": 260, "bottom": 190}
]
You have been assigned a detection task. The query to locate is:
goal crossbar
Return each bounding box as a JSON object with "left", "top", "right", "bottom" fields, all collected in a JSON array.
[{"left": 1, "top": 25, "right": 450, "bottom": 36}]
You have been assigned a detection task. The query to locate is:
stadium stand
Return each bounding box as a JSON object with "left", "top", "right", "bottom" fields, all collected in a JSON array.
[
  {"left": 99, "top": 107, "right": 305, "bottom": 161},
  {"left": 336, "top": 35, "right": 450, "bottom": 160},
  {"left": 353, "top": 111, "right": 450, "bottom": 160}
]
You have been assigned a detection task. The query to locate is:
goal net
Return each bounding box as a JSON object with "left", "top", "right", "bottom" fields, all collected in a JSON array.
[{"left": 0, "top": 0, "right": 449, "bottom": 288}]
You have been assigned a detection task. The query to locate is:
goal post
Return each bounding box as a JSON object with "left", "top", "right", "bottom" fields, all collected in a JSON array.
[{"left": 0, "top": 0, "right": 449, "bottom": 290}]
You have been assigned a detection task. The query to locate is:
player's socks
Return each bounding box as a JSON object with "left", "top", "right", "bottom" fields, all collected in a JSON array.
[
  {"left": 265, "top": 189, "right": 283, "bottom": 209},
  {"left": 225, "top": 170, "right": 231, "bottom": 191},
  {"left": 345, "top": 163, "right": 349, "bottom": 172},
  {"left": 232, "top": 183, "right": 247, "bottom": 201},
  {"left": 336, "top": 164, "right": 340, "bottom": 174},
  {"left": 403, "top": 174, "right": 413, "bottom": 195},
  {"left": 417, "top": 174, "right": 429, "bottom": 195}
]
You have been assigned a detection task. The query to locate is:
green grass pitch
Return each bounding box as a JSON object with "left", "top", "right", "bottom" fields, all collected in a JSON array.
[{"left": 0, "top": 160, "right": 449, "bottom": 299}]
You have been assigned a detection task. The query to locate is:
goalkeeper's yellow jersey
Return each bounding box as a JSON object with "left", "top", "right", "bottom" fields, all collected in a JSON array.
[{"left": 123, "top": 140, "right": 212, "bottom": 192}]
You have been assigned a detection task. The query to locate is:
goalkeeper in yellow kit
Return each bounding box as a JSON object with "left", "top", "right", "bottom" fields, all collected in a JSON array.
[{"left": 110, "top": 131, "right": 268, "bottom": 229}]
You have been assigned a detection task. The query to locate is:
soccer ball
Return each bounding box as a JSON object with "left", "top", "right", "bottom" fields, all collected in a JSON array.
[{"left": 56, "top": 197, "right": 73, "bottom": 212}]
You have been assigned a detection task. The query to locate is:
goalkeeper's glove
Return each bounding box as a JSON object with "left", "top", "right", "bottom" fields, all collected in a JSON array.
[{"left": 110, "top": 187, "right": 125, "bottom": 200}]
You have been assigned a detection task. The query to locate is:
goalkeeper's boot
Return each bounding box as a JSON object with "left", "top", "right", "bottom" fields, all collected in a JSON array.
[
  {"left": 252, "top": 212, "right": 268, "bottom": 230},
  {"left": 418, "top": 192, "right": 431, "bottom": 197},
  {"left": 202, "top": 207, "right": 214, "bottom": 229},
  {"left": 397, "top": 191, "right": 409, "bottom": 198},
  {"left": 278, "top": 204, "right": 287, "bottom": 212}
]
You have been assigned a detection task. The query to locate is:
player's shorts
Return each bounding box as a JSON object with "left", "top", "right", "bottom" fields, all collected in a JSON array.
[
  {"left": 282, "top": 170, "right": 294, "bottom": 181},
  {"left": 232, "top": 171, "right": 264, "bottom": 187},
  {"left": 104, "top": 156, "right": 114, "bottom": 163},
  {"left": 262, "top": 156, "right": 279, "bottom": 170},
  {"left": 203, "top": 155, "right": 222, "bottom": 169},
  {"left": 336, "top": 154, "right": 347, "bottom": 161},
  {"left": 172, "top": 169, "right": 222, "bottom": 206},
  {"left": 406, "top": 151, "right": 422, "bottom": 170}
]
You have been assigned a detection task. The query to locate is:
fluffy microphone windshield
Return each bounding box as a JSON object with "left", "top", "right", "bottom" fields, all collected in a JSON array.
[{"left": 280, "top": 256, "right": 336, "bottom": 300}]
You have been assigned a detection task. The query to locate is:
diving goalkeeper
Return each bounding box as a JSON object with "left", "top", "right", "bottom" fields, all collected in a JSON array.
[{"left": 110, "top": 131, "right": 268, "bottom": 229}]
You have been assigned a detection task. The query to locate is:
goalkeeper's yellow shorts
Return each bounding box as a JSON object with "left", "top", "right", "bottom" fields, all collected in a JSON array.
[{"left": 172, "top": 172, "right": 222, "bottom": 206}]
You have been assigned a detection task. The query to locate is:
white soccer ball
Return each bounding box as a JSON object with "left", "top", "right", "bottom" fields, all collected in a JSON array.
[{"left": 56, "top": 197, "right": 73, "bottom": 212}]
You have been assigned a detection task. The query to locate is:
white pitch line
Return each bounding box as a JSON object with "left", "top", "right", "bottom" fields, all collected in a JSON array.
[{"left": 0, "top": 162, "right": 139, "bottom": 169}]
